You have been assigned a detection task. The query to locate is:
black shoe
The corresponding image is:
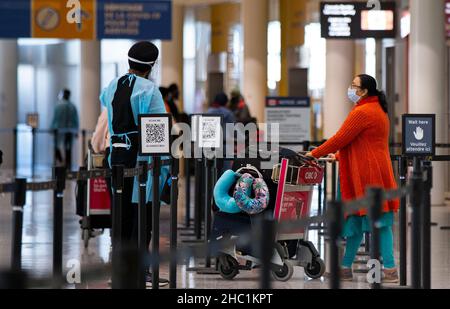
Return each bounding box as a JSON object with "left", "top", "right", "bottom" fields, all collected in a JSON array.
[{"left": 145, "top": 272, "right": 169, "bottom": 288}]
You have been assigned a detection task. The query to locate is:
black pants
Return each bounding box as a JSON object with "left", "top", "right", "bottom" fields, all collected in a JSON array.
[{"left": 110, "top": 146, "right": 152, "bottom": 251}]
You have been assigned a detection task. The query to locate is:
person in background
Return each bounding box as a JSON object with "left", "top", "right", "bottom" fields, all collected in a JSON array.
[
  {"left": 51, "top": 89, "right": 79, "bottom": 169},
  {"left": 159, "top": 87, "right": 172, "bottom": 115},
  {"left": 306, "top": 74, "right": 399, "bottom": 283},
  {"left": 166, "top": 83, "right": 180, "bottom": 122},
  {"left": 229, "top": 89, "right": 253, "bottom": 124},
  {"left": 207, "top": 92, "right": 237, "bottom": 175},
  {"left": 207, "top": 92, "right": 236, "bottom": 136}
]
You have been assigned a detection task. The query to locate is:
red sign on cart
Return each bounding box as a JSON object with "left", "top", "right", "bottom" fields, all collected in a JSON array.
[
  {"left": 297, "top": 167, "right": 324, "bottom": 185},
  {"left": 278, "top": 191, "right": 312, "bottom": 235},
  {"left": 89, "top": 178, "right": 111, "bottom": 215}
]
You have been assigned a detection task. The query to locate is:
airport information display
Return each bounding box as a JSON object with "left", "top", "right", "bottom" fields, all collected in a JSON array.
[
  {"left": 320, "top": 1, "right": 396, "bottom": 39},
  {"left": 0, "top": 0, "right": 172, "bottom": 40},
  {"left": 402, "top": 114, "right": 436, "bottom": 157},
  {"left": 265, "top": 97, "right": 311, "bottom": 144}
]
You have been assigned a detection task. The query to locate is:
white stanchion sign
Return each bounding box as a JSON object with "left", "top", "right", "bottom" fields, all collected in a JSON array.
[
  {"left": 265, "top": 97, "right": 311, "bottom": 143},
  {"left": 198, "top": 115, "right": 223, "bottom": 149},
  {"left": 138, "top": 114, "right": 172, "bottom": 156}
]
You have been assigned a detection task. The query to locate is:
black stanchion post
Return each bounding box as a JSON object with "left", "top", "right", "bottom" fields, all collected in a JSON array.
[
  {"left": 331, "top": 161, "right": 337, "bottom": 201},
  {"left": 152, "top": 157, "right": 161, "bottom": 290},
  {"left": 31, "top": 128, "right": 36, "bottom": 178},
  {"left": 368, "top": 187, "right": 382, "bottom": 289},
  {"left": 318, "top": 174, "right": 323, "bottom": 216},
  {"left": 364, "top": 233, "right": 370, "bottom": 254},
  {"left": 111, "top": 165, "right": 124, "bottom": 289},
  {"left": 170, "top": 158, "right": 179, "bottom": 288},
  {"left": 52, "top": 166, "right": 66, "bottom": 288},
  {"left": 81, "top": 129, "right": 87, "bottom": 162},
  {"left": 204, "top": 158, "right": 213, "bottom": 268},
  {"left": 421, "top": 161, "right": 432, "bottom": 289},
  {"left": 184, "top": 156, "right": 191, "bottom": 228},
  {"left": 137, "top": 161, "right": 148, "bottom": 289},
  {"left": 13, "top": 127, "right": 18, "bottom": 176},
  {"left": 398, "top": 156, "right": 408, "bottom": 286},
  {"left": 194, "top": 158, "right": 203, "bottom": 239},
  {"left": 411, "top": 157, "right": 423, "bottom": 289},
  {"left": 10, "top": 178, "right": 27, "bottom": 272},
  {"left": 259, "top": 218, "right": 275, "bottom": 290},
  {"left": 328, "top": 200, "right": 343, "bottom": 289},
  {"left": 53, "top": 129, "right": 58, "bottom": 167},
  {"left": 323, "top": 163, "right": 328, "bottom": 214}
]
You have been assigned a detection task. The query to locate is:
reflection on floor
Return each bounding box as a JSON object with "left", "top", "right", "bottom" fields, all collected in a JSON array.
[{"left": 0, "top": 171, "right": 449, "bottom": 289}]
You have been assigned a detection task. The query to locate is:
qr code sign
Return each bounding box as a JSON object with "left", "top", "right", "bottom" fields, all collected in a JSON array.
[
  {"left": 202, "top": 121, "right": 217, "bottom": 140},
  {"left": 146, "top": 123, "right": 166, "bottom": 144}
]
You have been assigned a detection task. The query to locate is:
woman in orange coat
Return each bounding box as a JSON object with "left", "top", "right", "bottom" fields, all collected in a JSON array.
[{"left": 307, "top": 74, "right": 399, "bottom": 283}]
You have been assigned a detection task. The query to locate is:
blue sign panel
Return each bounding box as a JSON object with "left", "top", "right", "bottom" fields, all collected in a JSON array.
[
  {"left": 402, "top": 114, "right": 436, "bottom": 157},
  {"left": 0, "top": 0, "right": 31, "bottom": 38},
  {"left": 97, "top": 0, "right": 172, "bottom": 40}
]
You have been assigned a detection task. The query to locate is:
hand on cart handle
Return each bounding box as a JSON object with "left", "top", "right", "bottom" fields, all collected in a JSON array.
[
  {"left": 304, "top": 152, "right": 337, "bottom": 164},
  {"left": 297, "top": 152, "right": 321, "bottom": 169}
]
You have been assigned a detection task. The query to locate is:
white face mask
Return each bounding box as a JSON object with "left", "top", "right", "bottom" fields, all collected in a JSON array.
[{"left": 347, "top": 88, "right": 361, "bottom": 104}]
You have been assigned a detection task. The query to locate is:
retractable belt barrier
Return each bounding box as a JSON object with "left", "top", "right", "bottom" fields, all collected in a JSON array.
[
  {"left": 0, "top": 154, "right": 436, "bottom": 290},
  {"left": 0, "top": 158, "right": 175, "bottom": 289}
]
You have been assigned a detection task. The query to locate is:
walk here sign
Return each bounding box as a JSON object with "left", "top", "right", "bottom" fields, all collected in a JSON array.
[
  {"left": 0, "top": 0, "right": 172, "bottom": 40},
  {"left": 402, "top": 114, "right": 436, "bottom": 157},
  {"left": 265, "top": 97, "right": 311, "bottom": 144}
]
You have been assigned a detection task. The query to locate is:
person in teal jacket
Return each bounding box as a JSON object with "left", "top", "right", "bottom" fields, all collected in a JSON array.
[
  {"left": 51, "top": 89, "right": 79, "bottom": 168},
  {"left": 100, "top": 41, "right": 170, "bottom": 287}
]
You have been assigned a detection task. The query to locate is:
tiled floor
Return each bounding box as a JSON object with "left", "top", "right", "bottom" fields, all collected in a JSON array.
[{"left": 1, "top": 170, "right": 449, "bottom": 289}]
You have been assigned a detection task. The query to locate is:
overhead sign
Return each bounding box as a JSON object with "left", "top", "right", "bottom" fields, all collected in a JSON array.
[
  {"left": 0, "top": 0, "right": 172, "bottom": 40},
  {"left": 0, "top": 0, "right": 31, "bottom": 38},
  {"left": 402, "top": 114, "right": 436, "bottom": 157},
  {"left": 32, "top": 0, "right": 96, "bottom": 39},
  {"left": 138, "top": 114, "right": 172, "bottom": 156},
  {"left": 97, "top": 0, "right": 172, "bottom": 40},
  {"left": 320, "top": 1, "right": 396, "bottom": 39},
  {"left": 265, "top": 97, "right": 311, "bottom": 144}
]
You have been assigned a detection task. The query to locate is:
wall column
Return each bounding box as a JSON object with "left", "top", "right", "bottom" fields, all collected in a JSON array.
[
  {"left": 409, "top": 0, "right": 447, "bottom": 205},
  {"left": 0, "top": 40, "right": 18, "bottom": 169},
  {"left": 242, "top": 0, "right": 268, "bottom": 122}
]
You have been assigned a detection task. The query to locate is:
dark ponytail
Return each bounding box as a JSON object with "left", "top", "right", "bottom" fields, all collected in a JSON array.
[{"left": 357, "top": 74, "right": 388, "bottom": 113}]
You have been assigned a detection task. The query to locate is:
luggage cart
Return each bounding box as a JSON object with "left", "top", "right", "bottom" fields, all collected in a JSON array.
[
  {"left": 214, "top": 155, "right": 326, "bottom": 282},
  {"left": 79, "top": 149, "right": 111, "bottom": 249},
  {"left": 271, "top": 155, "right": 326, "bottom": 279}
]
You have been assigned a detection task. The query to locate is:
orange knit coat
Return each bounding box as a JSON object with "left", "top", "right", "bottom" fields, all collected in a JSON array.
[{"left": 311, "top": 96, "right": 399, "bottom": 216}]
